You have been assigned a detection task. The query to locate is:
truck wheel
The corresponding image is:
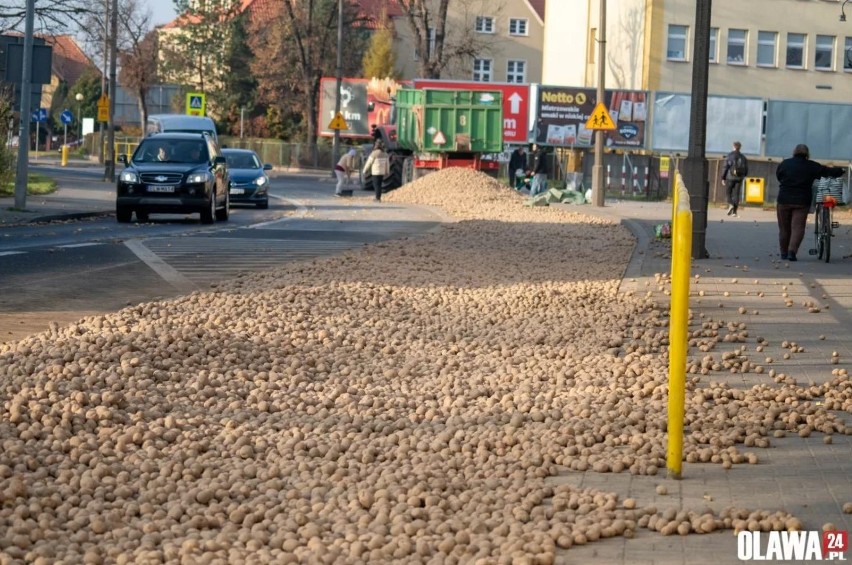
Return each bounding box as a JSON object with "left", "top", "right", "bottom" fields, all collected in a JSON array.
[
  {"left": 361, "top": 168, "right": 374, "bottom": 191},
  {"left": 383, "top": 156, "right": 403, "bottom": 191},
  {"left": 116, "top": 206, "right": 132, "bottom": 223},
  {"left": 402, "top": 157, "right": 414, "bottom": 185}
]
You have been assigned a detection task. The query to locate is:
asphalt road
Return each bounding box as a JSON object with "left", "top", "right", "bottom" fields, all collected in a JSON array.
[{"left": 0, "top": 166, "right": 441, "bottom": 343}]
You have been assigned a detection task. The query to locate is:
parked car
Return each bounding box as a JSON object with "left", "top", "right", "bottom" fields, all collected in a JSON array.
[
  {"left": 116, "top": 132, "right": 230, "bottom": 224},
  {"left": 222, "top": 148, "right": 272, "bottom": 209}
]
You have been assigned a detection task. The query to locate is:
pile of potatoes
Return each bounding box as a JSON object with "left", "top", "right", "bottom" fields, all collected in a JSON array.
[{"left": 0, "top": 168, "right": 848, "bottom": 563}]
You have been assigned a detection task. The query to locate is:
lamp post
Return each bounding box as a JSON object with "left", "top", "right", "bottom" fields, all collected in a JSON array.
[{"left": 75, "top": 93, "right": 83, "bottom": 141}]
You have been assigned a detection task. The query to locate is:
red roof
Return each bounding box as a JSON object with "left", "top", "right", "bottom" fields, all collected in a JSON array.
[
  {"left": 527, "top": 0, "right": 545, "bottom": 21},
  {"left": 42, "top": 35, "right": 97, "bottom": 86},
  {"left": 354, "top": 0, "right": 404, "bottom": 30}
]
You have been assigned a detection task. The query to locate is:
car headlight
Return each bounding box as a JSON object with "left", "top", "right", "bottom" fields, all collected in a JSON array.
[
  {"left": 187, "top": 172, "right": 210, "bottom": 184},
  {"left": 119, "top": 170, "right": 139, "bottom": 183},
  {"left": 254, "top": 176, "right": 268, "bottom": 187}
]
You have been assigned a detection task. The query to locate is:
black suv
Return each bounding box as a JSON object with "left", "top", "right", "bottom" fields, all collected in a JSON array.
[{"left": 116, "top": 132, "right": 230, "bottom": 224}]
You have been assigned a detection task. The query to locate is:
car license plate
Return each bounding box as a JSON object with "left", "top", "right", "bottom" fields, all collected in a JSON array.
[
  {"left": 229, "top": 188, "right": 245, "bottom": 195},
  {"left": 148, "top": 185, "right": 175, "bottom": 193}
]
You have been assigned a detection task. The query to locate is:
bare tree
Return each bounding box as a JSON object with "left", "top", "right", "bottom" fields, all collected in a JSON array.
[
  {"left": 397, "top": 0, "right": 503, "bottom": 79},
  {"left": 119, "top": 30, "right": 158, "bottom": 130},
  {"left": 247, "top": 0, "right": 367, "bottom": 145},
  {"left": 0, "top": 0, "right": 94, "bottom": 34},
  {"left": 77, "top": 0, "right": 154, "bottom": 86},
  {"left": 607, "top": 4, "right": 643, "bottom": 89}
]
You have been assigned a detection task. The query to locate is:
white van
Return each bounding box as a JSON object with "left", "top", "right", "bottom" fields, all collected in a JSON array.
[{"left": 146, "top": 114, "right": 218, "bottom": 143}]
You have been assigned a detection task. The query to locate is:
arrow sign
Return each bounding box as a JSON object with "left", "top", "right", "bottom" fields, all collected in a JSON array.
[
  {"left": 508, "top": 92, "right": 523, "bottom": 115},
  {"left": 60, "top": 109, "right": 73, "bottom": 124},
  {"left": 31, "top": 108, "right": 47, "bottom": 122}
]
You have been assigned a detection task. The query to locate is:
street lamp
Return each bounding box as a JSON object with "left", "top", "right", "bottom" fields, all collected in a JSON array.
[
  {"left": 841, "top": 0, "right": 850, "bottom": 21},
  {"left": 75, "top": 93, "right": 83, "bottom": 140}
]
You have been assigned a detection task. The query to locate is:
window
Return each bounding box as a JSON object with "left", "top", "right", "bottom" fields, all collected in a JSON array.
[
  {"left": 815, "top": 35, "right": 835, "bottom": 70},
  {"left": 757, "top": 31, "right": 777, "bottom": 67},
  {"left": 667, "top": 24, "right": 688, "bottom": 61},
  {"left": 844, "top": 37, "right": 852, "bottom": 71},
  {"left": 509, "top": 18, "right": 528, "bottom": 36},
  {"left": 709, "top": 27, "right": 718, "bottom": 63},
  {"left": 475, "top": 16, "right": 494, "bottom": 33},
  {"left": 727, "top": 29, "right": 747, "bottom": 64},
  {"left": 507, "top": 60, "right": 526, "bottom": 83},
  {"left": 786, "top": 33, "right": 806, "bottom": 68},
  {"left": 414, "top": 27, "right": 436, "bottom": 60},
  {"left": 473, "top": 58, "right": 492, "bottom": 82}
]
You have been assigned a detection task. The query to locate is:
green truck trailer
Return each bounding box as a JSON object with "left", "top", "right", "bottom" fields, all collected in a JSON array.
[{"left": 364, "top": 88, "right": 504, "bottom": 191}]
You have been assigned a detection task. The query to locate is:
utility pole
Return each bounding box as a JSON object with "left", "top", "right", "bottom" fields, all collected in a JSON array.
[
  {"left": 105, "top": 0, "right": 118, "bottom": 182},
  {"left": 682, "top": 0, "right": 712, "bottom": 259},
  {"left": 591, "top": 0, "right": 607, "bottom": 207},
  {"left": 13, "top": 0, "right": 36, "bottom": 210},
  {"left": 331, "top": 0, "right": 343, "bottom": 175},
  {"left": 98, "top": 0, "right": 109, "bottom": 165}
]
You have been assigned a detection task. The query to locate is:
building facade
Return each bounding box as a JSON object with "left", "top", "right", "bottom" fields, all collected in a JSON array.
[
  {"left": 543, "top": 0, "right": 852, "bottom": 103},
  {"left": 391, "top": 0, "right": 545, "bottom": 82}
]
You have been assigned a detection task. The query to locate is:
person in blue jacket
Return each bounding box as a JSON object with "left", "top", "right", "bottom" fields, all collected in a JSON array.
[{"left": 775, "top": 144, "right": 844, "bottom": 261}]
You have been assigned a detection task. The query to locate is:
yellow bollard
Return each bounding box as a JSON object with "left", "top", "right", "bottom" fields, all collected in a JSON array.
[
  {"left": 667, "top": 174, "right": 692, "bottom": 479},
  {"left": 61, "top": 144, "right": 69, "bottom": 167}
]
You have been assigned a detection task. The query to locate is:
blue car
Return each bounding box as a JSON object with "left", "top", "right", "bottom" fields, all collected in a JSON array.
[{"left": 222, "top": 148, "right": 272, "bottom": 209}]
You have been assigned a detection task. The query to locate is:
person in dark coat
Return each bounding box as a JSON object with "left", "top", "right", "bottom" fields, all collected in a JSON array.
[
  {"left": 529, "top": 144, "right": 548, "bottom": 196},
  {"left": 721, "top": 141, "right": 748, "bottom": 217},
  {"left": 775, "top": 143, "right": 844, "bottom": 261},
  {"left": 508, "top": 146, "right": 526, "bottom": 188}
]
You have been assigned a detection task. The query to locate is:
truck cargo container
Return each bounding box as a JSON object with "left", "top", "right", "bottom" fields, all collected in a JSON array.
[{"left": 363, "top": 87, "right": 504, "bottom": 191}]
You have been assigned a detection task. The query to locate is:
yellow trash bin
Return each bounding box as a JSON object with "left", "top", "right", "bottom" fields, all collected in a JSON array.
[{"left": 744, "top": 177, "right": 765, "bottom": 204}]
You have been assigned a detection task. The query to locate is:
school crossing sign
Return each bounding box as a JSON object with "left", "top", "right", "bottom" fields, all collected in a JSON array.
[{"left": 186, "top": 92, "right": 206, "bottom": 116}]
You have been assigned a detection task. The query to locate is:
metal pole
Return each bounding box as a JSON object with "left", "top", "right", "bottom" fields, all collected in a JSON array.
[
  {"left": 591, "top": 0, "right": 607, "bottom": 207},
  {"left": 682, "top": 0, "right": 712, "bottom": 259},
  {"left": 331, "top": 0, "right": 343, "bottom": 175},
  {"left": 105, "top": 0, "right": 118, "bottom": 182},
  {"left": 63, "top": 123, "right": 67, "bottom": 147},
  {"left": 13, "top": 0, "right": 36, "bottom": 210},
  {"left": 98, "top": 0, "right": 108, "bottom": 165},
  {"left": 240, "top": 106, "right": 244, "bottom": 138}
]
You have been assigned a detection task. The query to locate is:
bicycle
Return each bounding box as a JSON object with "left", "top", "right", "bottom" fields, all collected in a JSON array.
[{"left": 809, "top": 194, "right": 839, "bottom": 263}]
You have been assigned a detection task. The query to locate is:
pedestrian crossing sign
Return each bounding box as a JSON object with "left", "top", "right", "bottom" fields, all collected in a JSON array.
[
  {"left": 328, "top": 112, "right": 349, "bottom": 130},
  {"left": 185, "top": 92, "right": 206, "bottom": 116},
  {"left": 584, "top": 102, "right": 616, "bottom": 131}
]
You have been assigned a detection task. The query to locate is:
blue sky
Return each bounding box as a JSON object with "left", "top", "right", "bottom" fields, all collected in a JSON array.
[{"left": 148, "top": 0, "right": 177, "bottom": 26}]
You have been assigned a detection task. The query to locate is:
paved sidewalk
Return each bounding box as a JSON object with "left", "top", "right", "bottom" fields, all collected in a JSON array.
[{"left": 560, "top": 199, "right": 851, "bottom": 564}]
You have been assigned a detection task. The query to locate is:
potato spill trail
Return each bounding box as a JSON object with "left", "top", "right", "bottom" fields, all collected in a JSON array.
[{"left": 1, "top": 169, "right": 849, "bottom": 563}]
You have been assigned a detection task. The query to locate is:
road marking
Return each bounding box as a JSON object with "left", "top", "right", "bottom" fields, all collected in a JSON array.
[
  {"left": 248, "top": 195, "right": 308, "bottom": 229},
  {"left": 56, "top": 242, "right": 103, "bottom": 249},
  {"left": 0, "top": 251, "right": 24, "bottom": 256},
  {"left": 123, "top": 239, "right": 198, "bottom": 293}
]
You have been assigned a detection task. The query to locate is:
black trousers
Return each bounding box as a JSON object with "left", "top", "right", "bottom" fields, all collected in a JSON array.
[
  {"left": 726, "top": 179, "right": 743, "bottom": 208},
  {"left": 371, "top": 174, "right": 384, "bottom": 201},
  {"left": 776, "top": 204, "right": 809, "bottom": 255}
]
